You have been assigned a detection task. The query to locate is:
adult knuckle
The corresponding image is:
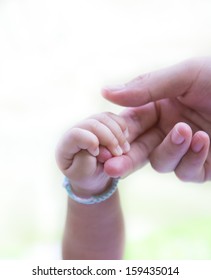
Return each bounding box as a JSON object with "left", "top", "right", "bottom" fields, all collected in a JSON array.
[
  {"left": 163, "top": 144, "right": 179, "bottom": 159},
  {"left": 175, "top": 171, "right": 189, "bottom": 182},
  {"left": 150, "top": 157, "right": 167, "bottom": 173},
  {"left": 175, "top": 168, "right": 194, "bottom": 182},
  {"left": 135, "top": 72, "right": 151, "bottom": 83}
]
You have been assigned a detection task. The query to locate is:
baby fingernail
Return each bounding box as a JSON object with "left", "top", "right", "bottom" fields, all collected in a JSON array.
[
  {"left": 122, "top": 141, "right": 130, "bottom": 153},
  {"left": 171, "top": 129, "right": 185, "bottom": 145},
  {"left": 114, "top": 145, "right": 123, "bottom": 156}
]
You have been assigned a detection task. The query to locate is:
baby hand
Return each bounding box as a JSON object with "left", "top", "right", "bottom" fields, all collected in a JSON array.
[{"left": 55, "top": 112, "right": 130, "bottom": 197}]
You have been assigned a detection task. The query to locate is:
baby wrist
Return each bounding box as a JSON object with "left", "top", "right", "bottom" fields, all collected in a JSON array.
[
  {"left": 63, "top": 177, "right": 119, "bottom": 205},
  {"left": 71, "top": 178, "right": 112, "bottom": 198}
]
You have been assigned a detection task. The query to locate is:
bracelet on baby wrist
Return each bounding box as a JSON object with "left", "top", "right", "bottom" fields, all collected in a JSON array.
[{"left": 63, "top": 177, "right": 119, "bottom": 205}]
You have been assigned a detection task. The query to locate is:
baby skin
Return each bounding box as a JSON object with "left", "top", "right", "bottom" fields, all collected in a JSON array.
[{"left": 56, "top": 112, "right": 130, "bottom": 259}]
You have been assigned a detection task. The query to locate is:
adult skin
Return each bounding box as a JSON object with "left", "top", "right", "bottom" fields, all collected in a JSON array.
[{"left": 102, "top": 57, "right": 211, "bottom": 182}]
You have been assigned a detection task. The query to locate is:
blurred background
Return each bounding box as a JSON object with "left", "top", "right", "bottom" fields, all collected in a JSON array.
[{"left": 0, "top": 0, "right": 211, "bottom": 259}]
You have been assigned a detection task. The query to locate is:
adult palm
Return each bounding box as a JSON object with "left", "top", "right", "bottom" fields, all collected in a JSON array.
[{"left": 102, "top": 57, "right": 211, "bottom": 182}]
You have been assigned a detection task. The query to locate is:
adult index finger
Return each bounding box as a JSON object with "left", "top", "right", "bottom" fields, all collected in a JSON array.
[{"left": 102, "top": 58, "right": 203, "bottom": 107}]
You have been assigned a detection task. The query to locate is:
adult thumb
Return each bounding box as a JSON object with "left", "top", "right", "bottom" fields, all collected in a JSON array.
[{"left": 102, "top": 58, "right": 202, "bottom": 107}]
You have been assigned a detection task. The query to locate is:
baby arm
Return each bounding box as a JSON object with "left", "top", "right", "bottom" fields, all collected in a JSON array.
[{"left": 55, "top": 112, "right": 130, "bottom": 260}]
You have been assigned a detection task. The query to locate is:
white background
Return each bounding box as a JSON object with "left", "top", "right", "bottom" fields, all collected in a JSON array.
[{"left": 0, "top": 0, "right": 211, "bottom": 259}]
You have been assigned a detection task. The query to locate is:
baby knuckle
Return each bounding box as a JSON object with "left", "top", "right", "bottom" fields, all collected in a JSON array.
[
  {"left": 116, "top": 116, "right": 127, "bottom": 130},
  {"left": 88, "top": 119, "right": 100, "bottom": 131},
  {"left": 69, "top": 127, "right": 79, "bottom": 139},
  {"left": 101, "top": 112, "right": 111, "bottom": 120},
  {"left": 106, "top": 135, "right": 119, "bottom": 148},
  {"left": 111, "top": 136, "right": 119, "bottom": 147},
  {"left": 116, "top": 130, "right": 126, "bottom": 144},
  {"left": 108, "top": 112, "right": 127, "bottom": 128}
]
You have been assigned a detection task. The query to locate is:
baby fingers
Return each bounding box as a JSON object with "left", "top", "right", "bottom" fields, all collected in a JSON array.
[
  {"left": 77, "top": 113, "right": 130, "bottom": 156},
  {"left": 55, "top": 128, "right": 99, "bottom": 171}
]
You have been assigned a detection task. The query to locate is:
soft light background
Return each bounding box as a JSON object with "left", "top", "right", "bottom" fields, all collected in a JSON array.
[{"left": 0, "top": 0, "right": 211, "bottom": 259}]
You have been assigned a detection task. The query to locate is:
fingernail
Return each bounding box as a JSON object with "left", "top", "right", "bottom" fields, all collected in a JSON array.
[
  {"left": 114, "top": 145, "right": 123, "bottom": 156},
  {"left": 192, "top": 142, "right": 204, "bottom": 153},
  {"left": 171, "top": 129, "right": 185, "bottom": 145},
  {"left": 104, "top": 84, "right": 125, "bottom": 92},
  {"left": 122, "top": 141, "right": 130, "bottom": 153}
]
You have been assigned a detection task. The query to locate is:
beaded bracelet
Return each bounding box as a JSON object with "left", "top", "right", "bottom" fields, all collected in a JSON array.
[{"left": 63, "top": 177, "right": 119, "bottom": 205}]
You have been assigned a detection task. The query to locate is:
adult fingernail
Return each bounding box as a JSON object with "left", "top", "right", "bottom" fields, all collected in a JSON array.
[
  {"left": 104, "top": 84, "right": 126, "bottom": 92},
  {"left": 192, "top": 141, "right": 204, "bottom": 153},
  {"left": 171, "top": 129, "right": 185, "bottom": 145}
]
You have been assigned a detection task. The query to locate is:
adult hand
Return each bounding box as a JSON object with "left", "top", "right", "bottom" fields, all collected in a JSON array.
[{"left": 102, "top": 57, "right": 211, "bottom": 182}]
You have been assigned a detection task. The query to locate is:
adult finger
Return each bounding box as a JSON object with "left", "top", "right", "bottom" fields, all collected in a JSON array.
[
  {"left": 104, "top": 127, "right": 163, "bottom": 178},
  {"left": 149, "top": 123, "right": 192, "bottom": 173},
  {"left": 119, "top": 102, "right": 158, "bottom": 143},
  {"left": 175, "top": 131, "right": 210, "bottom": 182},
  {"left": 97, "top": 103, "right": 158, "bottom": 164},
  {"left": 102, "top": 58, "right": 205, "bottom": 107}
]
